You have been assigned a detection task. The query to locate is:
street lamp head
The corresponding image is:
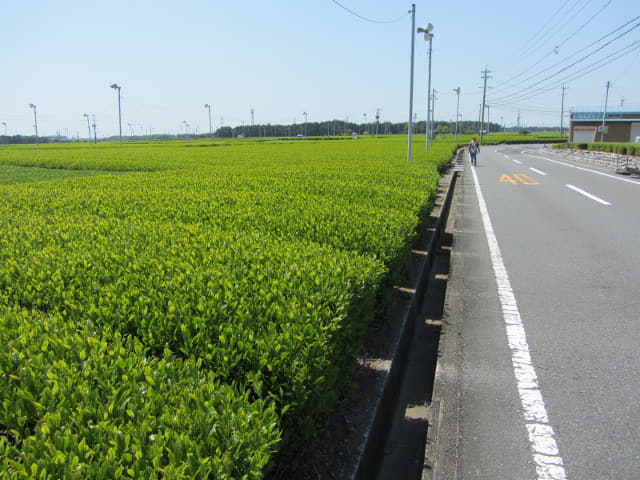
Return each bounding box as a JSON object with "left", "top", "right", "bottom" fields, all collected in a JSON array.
[
  {"left": 204, "top": 104, "right": 210, "bottom": 109},
  {"left": 110, "top": 83, "right": 120, "bottom": 90},
  {"left": 29, "top": 103, "right": 36, "bottom": 109}
]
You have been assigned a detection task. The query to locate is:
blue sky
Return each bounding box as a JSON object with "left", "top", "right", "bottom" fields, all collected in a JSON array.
[{"left": 1, "top": 0, "right": 638, "bottom": 137}]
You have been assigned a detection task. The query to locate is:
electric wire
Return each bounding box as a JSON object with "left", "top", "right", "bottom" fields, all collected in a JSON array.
[
  {"left": 516, "top": 0, "right": 586, "bottom": 58},
  {"left": 329, "top": 0, "right": 408, "bottom": 24},
  {"left": 492, "top": 27, "right": 640, "bottom": 105},
  {"left": 518, "top": 15, "right": 640, "bottom": 88},
  {"left": 557, "top": 0, "right": 612, "bottom": 47},
  {"left": 489, "top": 39, "right": 640, "bottom": 106},
  {"left": 490, "top": 19, "right": 640, "bottom": 104},
  {"left": 534, "top": 0, "right": 592, "bottom": 49},
  {"left": 494, "top": 0, "right": 611, "bottom": 90}
]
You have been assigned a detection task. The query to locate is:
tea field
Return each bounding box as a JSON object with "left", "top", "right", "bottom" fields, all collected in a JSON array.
[{"left": 0, "top": 137, "right": 455, "bottom": 478}]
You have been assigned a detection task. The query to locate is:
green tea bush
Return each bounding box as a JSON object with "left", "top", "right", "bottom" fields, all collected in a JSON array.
[
  {"left": 0, "top": 136, "right": 452, "bottom": 476},
  {"left": 0, "top": 306, "right": 279, "bottom": 479}
]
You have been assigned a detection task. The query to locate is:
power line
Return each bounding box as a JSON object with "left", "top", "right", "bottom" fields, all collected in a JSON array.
[
  {"left": 498, "top": 15, "right": 640, "bottom": 94},
  {"left": 516, "top": 0, "right": 585, "bottom": 58},
  {"left": 329, "top": 0, "right": 408, "bottom": 24},
  {"left": 490, "top": 20, "right": 640, "bottom": 104},
  {"left": 494, "top": 0, "right": 612, "bottom": 90},
  {"left": 490, "top": 39, "right": 640, "bottom": 106},
  {"left": 556, "top": 0, "right": 612, "bottom": 47},
  {"left": 493, "top": 37, "right": 640, "bottom": 106}
]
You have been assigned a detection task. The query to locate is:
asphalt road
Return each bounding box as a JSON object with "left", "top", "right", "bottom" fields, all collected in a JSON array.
[{"left": 453, "top": 144, "right": 640, "bottom": 479}]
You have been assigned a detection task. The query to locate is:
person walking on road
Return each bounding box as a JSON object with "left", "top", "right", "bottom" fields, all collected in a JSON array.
[{"left": 468, "top": 137, "right": 480, "bottom": 166}]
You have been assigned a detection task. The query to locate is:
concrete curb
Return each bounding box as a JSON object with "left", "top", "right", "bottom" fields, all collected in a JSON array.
[
  {"left": 422, "top": 153, "right": 464, "bottom": 480},
  {"left": 351, "top": 153, "right": 461, "bottom": 480}
]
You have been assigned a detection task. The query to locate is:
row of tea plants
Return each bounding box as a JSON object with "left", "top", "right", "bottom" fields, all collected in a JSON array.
[{"left": 0, "top": 137, "right": 455, "bottom": 478}]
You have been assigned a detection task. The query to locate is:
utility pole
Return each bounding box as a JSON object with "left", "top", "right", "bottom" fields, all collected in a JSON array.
[
  {"left": 453, "top": 87, "right": 461, "bottom": 142},
  {"left": 560, "top": 85, "right": 567, "bottom": 139},
  {"left": 487, "top": 104, "right": 490, "bottom": 142},
  {"left": 479, "top": 66, "right": 491, "bottom": 144},
  {"left": 92, "top": 115, "right": 97, "bottom": 144},
  {"left": 375, "top": 108, "right": 381, "bottom": 138},
  {"left": 407, "top": 3, "right": 416, "bottom": 161},
  {"left": 600, "top": 81, "right": 611, "bottom": 142}
]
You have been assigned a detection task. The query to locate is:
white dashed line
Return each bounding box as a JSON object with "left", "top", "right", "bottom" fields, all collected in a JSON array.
[
  {"left": 530, "top": 167, "right": 547, "bottom": 176},
  {"left": 566, "top": 184, "right": 612, "bottom": 205},
  {"left": 513, "top": 159, "right": 523, "bottom": 165},
  {"left": 523, "top": 152, "right": 640, "bottom": 185},
  {"left": 470, "top": 166, "right": 568, "bottom": 480}
]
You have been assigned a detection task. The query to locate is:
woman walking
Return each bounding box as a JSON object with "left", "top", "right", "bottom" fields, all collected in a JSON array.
[{"left": 468, "top": 137, "right": 480, "bottom": 166}]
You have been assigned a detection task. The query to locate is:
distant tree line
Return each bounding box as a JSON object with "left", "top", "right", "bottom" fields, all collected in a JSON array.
[
  {"left": 1, "top": 121, "right": 559, "bottom": 144},
  {"left": 0, "top": 135, "right": 61, "bottom": 145},
  {"left": 212, "top": 120, "right": 513, "bottom": 139}
]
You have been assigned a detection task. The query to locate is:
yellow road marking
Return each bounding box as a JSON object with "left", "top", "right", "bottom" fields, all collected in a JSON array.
[{"left": 500, "top": 173, "right": 540, "bottom": 185}]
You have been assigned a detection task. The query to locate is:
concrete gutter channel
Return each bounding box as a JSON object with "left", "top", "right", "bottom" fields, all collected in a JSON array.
[{"left": 350, "top": 149, "right": 464, "bottom": 480}]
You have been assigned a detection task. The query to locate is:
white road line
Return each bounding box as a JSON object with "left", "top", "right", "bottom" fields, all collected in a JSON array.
[
  {"left": 513, "top": 159, "right": 523, "bottom": 165},
  {"left": 530, "top": 167, "right": 547, "bottom": 176},
  {"left": 523, "top": 152, "right": 640, "bottom": 185},
  {"left": 470, "top": 166, "right": 568, "bottom": 480},
  {"left": 565, "top": 184, "right": 612, "bottom": 205}
]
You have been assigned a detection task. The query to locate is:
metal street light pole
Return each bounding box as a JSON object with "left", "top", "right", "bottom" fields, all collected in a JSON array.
[
  {"left": 418, "top": 23, "right": 434, "bottom": 151},
  {"left": 110, "top": 83, "right": 122, "bottom": 145},
  {"left": 83, "top": 113, "right": 91, "bottom": 143},
  {"left": 2, "top": 122, "right": 7, "bottom": 146},
  {"left": 453, "top": 87, "right": 461, "bottom": 142},
  {"left": 204, "top": 104, "right": 213, "bottom": 142},
  {"left": 29, "top": 104, "right": 38, "bottom": 146},
  {"left": 432, "top": 88, "right": 437, "bottom": 143},
  {"left": 303, "top": 112, "right": 307, "bottom": 137},
  {"left": 407, "top": 3, "right": 416, "bottom": 162}
]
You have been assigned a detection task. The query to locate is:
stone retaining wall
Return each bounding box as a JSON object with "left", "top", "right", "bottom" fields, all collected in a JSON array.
[{"left": 542, "top": 145, "right": 640, "bottom": 173}]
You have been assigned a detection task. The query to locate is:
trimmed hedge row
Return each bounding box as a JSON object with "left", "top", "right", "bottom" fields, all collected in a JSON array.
[
  {"left": 0, "top": 306, "right": 279, "bottom": 479},
  {"left": 568, "top": 142, "right": 640, "bottom": 156},
  {"left": 0, "top": 137, "right": 456, "bottom": 477}
]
